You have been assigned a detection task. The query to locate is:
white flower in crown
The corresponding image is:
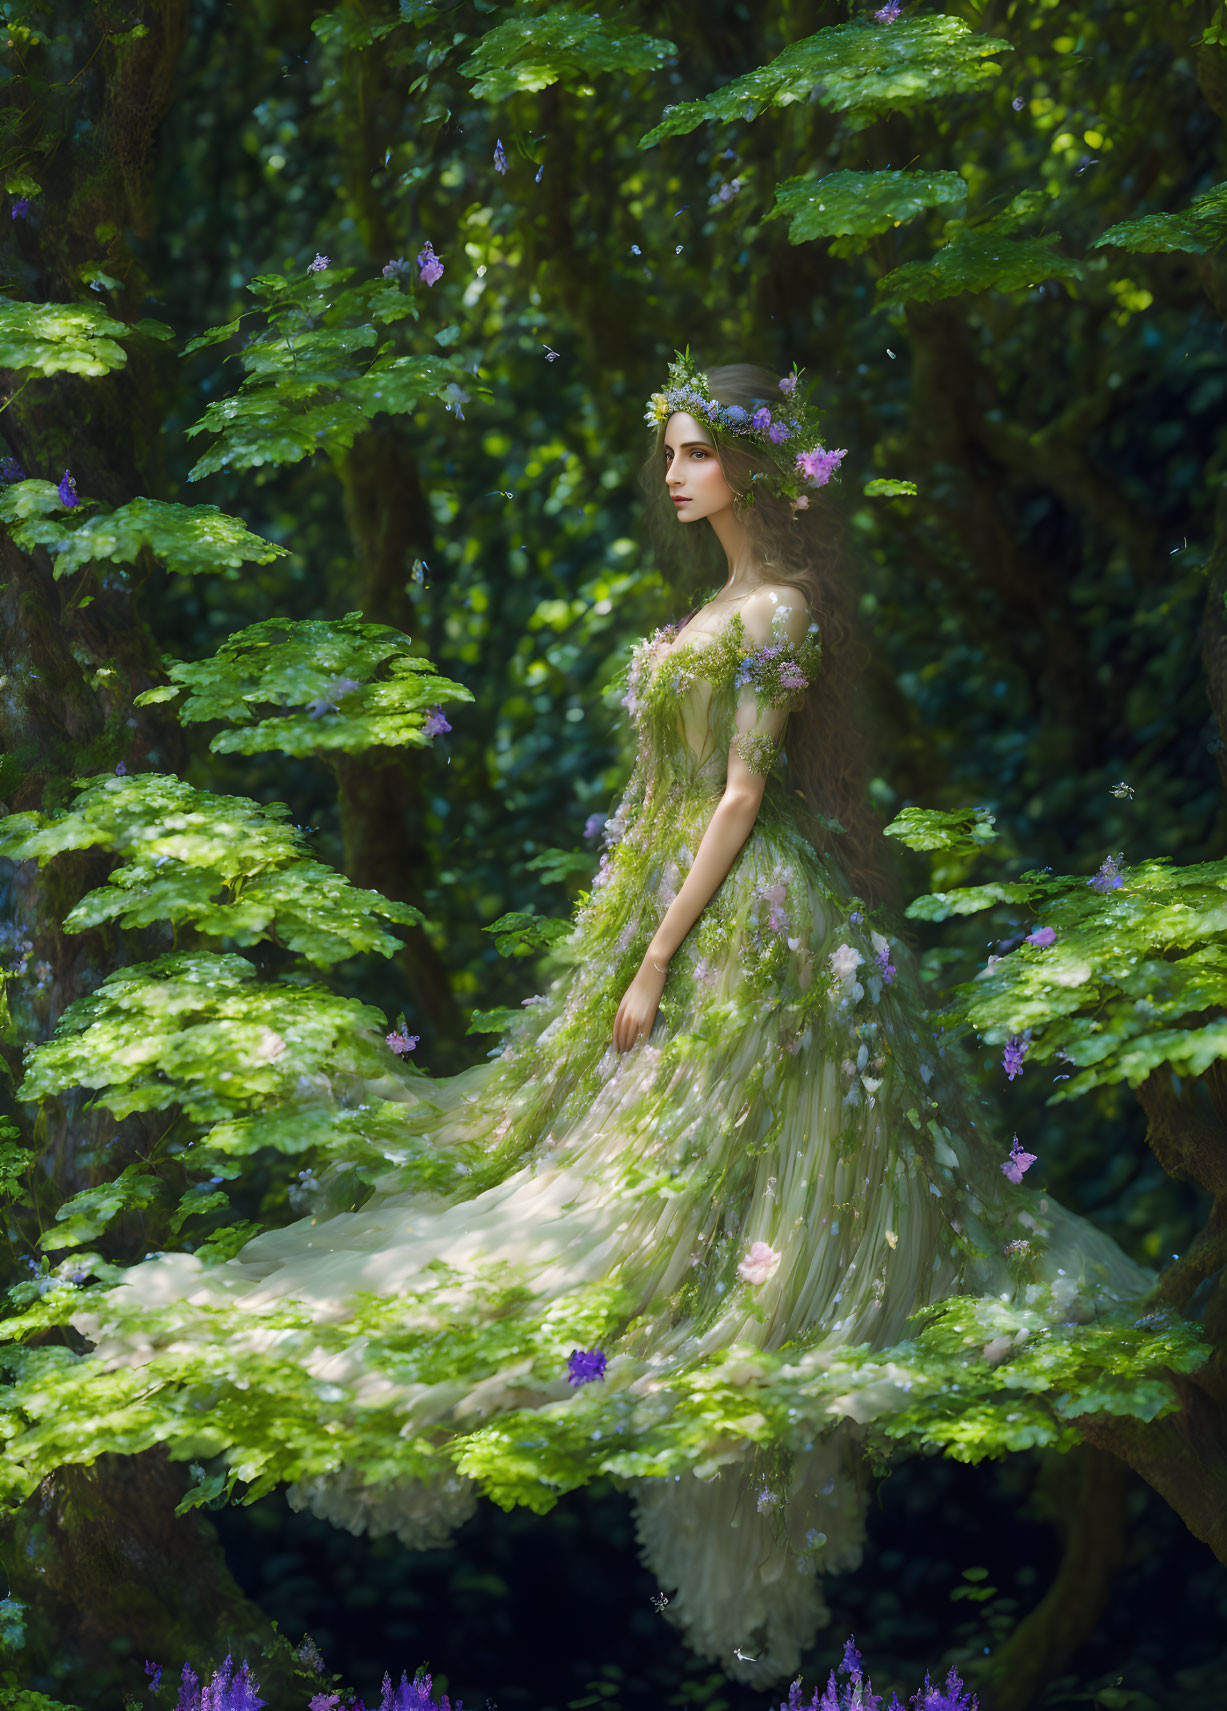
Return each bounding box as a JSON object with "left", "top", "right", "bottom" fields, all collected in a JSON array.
[{"left": 737, "top": 1241, "right": 782, "bottom": 1286}]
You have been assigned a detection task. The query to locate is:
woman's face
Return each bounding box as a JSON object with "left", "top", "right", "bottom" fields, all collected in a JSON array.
[{"left": 663, "top": 411, "right": 735, "bottom": 524}]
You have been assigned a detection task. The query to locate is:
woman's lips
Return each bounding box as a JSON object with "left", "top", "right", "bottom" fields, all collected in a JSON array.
[{"left": 672, "top": 497, "right": 690, "bottom": 505}]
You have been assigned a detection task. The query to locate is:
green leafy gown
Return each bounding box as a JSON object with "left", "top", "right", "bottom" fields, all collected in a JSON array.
[{"left": 74, "top": 599, "right": 1153, "bottom": 1685}]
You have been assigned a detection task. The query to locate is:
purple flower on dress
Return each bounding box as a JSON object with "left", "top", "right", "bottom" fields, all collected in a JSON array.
[
  {"left": 751, "top": 406, "right": 772, "bottom": 432},
  {"left": 10, "top": 198, "right": 29, "bottom": 220},
  {"left": 387, "top": 1029, "right": 420, "bottom": 1055},
  {"left": 1088, "top": 853, "right": 1124, "bottom": 892},
  {"left": 567, "top": 1347, "right": 607, "bottom": 1386},
  {"left": 874, "top": 945, "right": 895, "bottom": 986},
  {"left": 493, "top": 138, "right": 508, "bottom": 175},
  {"left": 778, "top": 663, "right": 808, "bottom": 690},
  {"left": 423, "top": 706, "right": 451, "bottom": 736},
  {"left": 1002, "top": 1134, "right": 1037, "bottom": 1183},
  {"left": 417, "top": 241, "right": 444, "bottom": 286},
  {"left": 1002, "top": 1033, "right": 1029, "bottom": 1079},
  {"left": 778, "top": 375, "right": 797, "bottom": 395},
  {"left": 768, "top": 903, "right": 790, "bottom": 936},
  {"left": 584, "top": 812, "right": 607, "bottom": 841},
  {"left": 57, "top": 470, "right": 79, "bottom": 508},
  {"left": 0, "top": 458, "right": 25, "bottom": 483},
  {"left": 308, "top": 253, "right": 331, "bottom": 273},
  {"left": 756, "top": 1484, "right": 779, "bottom": 1513},
  {"left": 1025, "top": 925, "right": 1056, "bottom": 947}
]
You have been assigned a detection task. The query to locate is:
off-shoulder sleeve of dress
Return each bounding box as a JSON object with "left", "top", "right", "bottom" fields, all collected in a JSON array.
[{"left": 728, "top": 591, "right": 821, "bottom": 779}]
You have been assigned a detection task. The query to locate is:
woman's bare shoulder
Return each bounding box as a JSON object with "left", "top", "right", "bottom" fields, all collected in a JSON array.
[{"left": 741, "top": 581, "right": 811, "bottom": 643}]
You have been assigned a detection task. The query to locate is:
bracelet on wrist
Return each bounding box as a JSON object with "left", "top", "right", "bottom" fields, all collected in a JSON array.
[{"left": 650, "top": 958, "right": 668, "bottom": 974}]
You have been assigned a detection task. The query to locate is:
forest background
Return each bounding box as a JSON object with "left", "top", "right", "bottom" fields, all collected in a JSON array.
[{"left": 1, "top": 1, "right": 1226, "bottom": 1709}]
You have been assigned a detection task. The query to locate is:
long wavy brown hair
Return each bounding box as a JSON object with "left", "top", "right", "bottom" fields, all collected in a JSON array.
[{"left": 637, "top": 359, "right": 899, "bottom": 917}]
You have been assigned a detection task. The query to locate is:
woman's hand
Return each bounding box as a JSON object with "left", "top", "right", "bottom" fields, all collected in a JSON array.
[{"left": 613, "top": 956, "right": 669, "bottom": 1054}]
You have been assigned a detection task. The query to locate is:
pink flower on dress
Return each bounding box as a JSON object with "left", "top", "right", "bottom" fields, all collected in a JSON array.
[{"left": 737, "top": 1241, "right": 782, "bottom": 1285}]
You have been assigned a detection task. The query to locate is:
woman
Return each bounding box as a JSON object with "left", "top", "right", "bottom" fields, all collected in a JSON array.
[{"left": 74, "top": 353, "right": 1152, "bottom": 1686}]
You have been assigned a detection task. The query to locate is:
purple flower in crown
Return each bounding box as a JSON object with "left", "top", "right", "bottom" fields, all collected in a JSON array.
[
  {"left": 417, "top": 241, "right": 444, "bottom": 286},
  {"left": 722, "top": 404, "right": 750, "bottom": 427},
  {"left": 768, "top": 420, "right": 792, "bottom": 444},
  {"left": 308, "top": 253, "right": 331, "bottom": 273},
  {"left": 493, "top": 137, "right": 508, "bottom": 174},
  {"left": 57, "top": 470, "right": 79, "bottom": 508},
  {"left": 423, "top": 706, "right": 451, "bottom": 736},
  {"left": 567, "top": 1347, "right": 607, "bottom": 1386},
  {"left": 796, "top": 446, "right": 847, "bottom": 487},
  {"left": 10, "top": 198, "right": 29, "bottom": 220},
  {"left": 778, "top": 374, "right": 797, "bottom": 395},
  {"left": 751, "top": 406, "right": 772, "bottom": 432},
  {"left": 1002, "top": 1134, "right": 1037, "bottom": 1184},
  {"left": 1002, "top": 1033, "right": 1030, "bottom": 1080}
]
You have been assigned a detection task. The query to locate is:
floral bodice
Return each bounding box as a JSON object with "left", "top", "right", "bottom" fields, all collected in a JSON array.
[{"left": 618, "top": 603, "right": 822, "bottom": 788}]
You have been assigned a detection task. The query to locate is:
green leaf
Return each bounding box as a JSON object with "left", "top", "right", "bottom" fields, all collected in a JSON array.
[
  {"left": 523, "top": 847, "right": 596, "bottom": 885},
  {"left": 0, "top": 298, "right": 132, "bottom": 377},
  {"left": 150, "top": 613, "right": 474, "bottom": 757},
  {"left": 764, "top": 168, "right": 968, "bottom": 248},
  {"left": 1093, "top": 179, "right": 1227, "bottom": 256},
  {"left": 465, "top": 1006, "right": 527, "bottom": 1036},
  {"left": 1, "top": 496, "right": 288, "bottom": 580},
  {"left": 0, "top": 772, "right": 427, "bottom": 963},
  {"left": 483, "top": 910, "right": 575, "bottom": 957},
  {"left": 883, "top": 804, "right": 999, "bottom": 854},
  {"left": 39, "top": 1164, "right": 164, "bottom": 1252},
  {"left": 638, "top": 16, "right": 1009, "bottom": 148},
  {"left": 863, "top": 478, "right": 918, "bottom": 497},
  {"left": 875, "top": 191, "right": 1084, "bottom": 311},
  {"left": 461, "top": 5, "right": 674, "bottom": 100}
]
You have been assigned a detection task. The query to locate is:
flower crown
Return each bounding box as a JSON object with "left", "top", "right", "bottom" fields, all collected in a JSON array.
[{"left": 644, "top": 346, "right": 846, "bottom": 513}]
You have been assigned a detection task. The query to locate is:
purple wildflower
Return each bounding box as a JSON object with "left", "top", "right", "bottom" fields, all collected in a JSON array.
[
  {"left": 387, "top": 1030, "right": 420, "bottom": 1056},
  {"left": 874, "top": 0, "right": 903, "bottom": 20},
  {"left": 756, "top": 1484, "right": 779, "bottom": 1513},
  {"left": 57, "top": 470, "right": 79, "bottom": 508},
  {"left": 493, "top": 138, "right": 508, "bottom": 175},
  {"left": 115, "top": 761, "right": 127, "bottom": 776},
  {"left": 423, "top": 706, "right": 451, "bottom": 736},
  {"left": 308, "top": 253, "right": 331, "bottom": 273},
  {"left": 379, "top": 1669, "right": 460, "bottom": 1711},
  {"left": 796, "top": 446, "right": 847, "bottom": 487},
  {"left": 1002, "top": 1134, "right": 1037, "bottom": 1184},
  {"left": 1025, "top": 925, "right": 1056, "bottom": 947},
  {"left": 1088, "top": 853, "right": 1124, "bottom": 892},
  {"left": 752, "top": 405, "right": 773, "bottom": 432},
  {"left": 176, "top": 1662, "right": 200, "bottom": 1711},
  {"left": 0, "top": 458, "right": 25, "bottom": 483},
  {"left": 768, "top": 420, "right": 792, "bottom": 444},
  {"left": 145, "top": 1661, "right": 164, "bottom": 1692},
  {"left": 10, "top": 198, "right": 29, "bottom": 220},
  {"left": 779, "top": 375, "right": 797, "bottom": 395},
  {"left": 840, "top": 1638, "right": 862, "bottom": 1678},
  {"left": 567, "top": 1347, "right": 607, "bottom": 1386},
  {"left": 583, "top": 812, "right": 607, "bottom": 841},
  {"left": 1001, "top": 1034, "right": 1029, "bottom": 1080},
  {"left": 417, "top": 241, "right": 444, "bottom": 286},
  {"left": 309, "top": 1697, "right": 343, "bottom": 1711},
  {"left": 382, "top": 257, "right": 411, "bottom": 280},
  {"left": 912, "top": 1668, "right": 977, "bottom": 1711}
]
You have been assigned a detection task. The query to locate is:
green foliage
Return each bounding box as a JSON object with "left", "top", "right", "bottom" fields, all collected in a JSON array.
[
  {"left": 183, "top": 265, "right": 472, "bottom": 479},
  {"left": 0, "top": 298, "right": 132, "bottom": 377},
  {"left": 1094, "top": 179, "right": 1227, "bottom": 256},
  {"left": 0, "top": 489, "right": 288, "bottom": 581},
  {"left": 905, "top": 837, "right": 1227, "bottom": 1102},
  {"left": 460, "top": 5, "right": 675, "bottom": 100},
  {"left": 483, "top": 909, "right": 575, "bottom": 958},
  {"left": 0, "top": 772, "right": 425, "bottom": 961},
  {"left": 39, "top": 1164, "right": 164, "bottom": 1253},
  {"left": 638, "top": 17, "right": 1010, "bottom": 147},
  {"left": 14, "top": 950, "right": 461, "bottom": 1187},
  {"left": 134, "top": 614, "right": 474, "bottom": 757},
  {"left": 875, "top": 190, "right": 1084, "bottom": 311},
  {"left": 764, "top": 167, "right": 968, "bottom": 252},
  {"left": 883, "top": 803, "right": 1001, "bottom": 855}
]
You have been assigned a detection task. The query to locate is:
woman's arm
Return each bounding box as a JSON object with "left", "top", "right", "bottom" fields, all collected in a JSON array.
[{"left": 611, "top": 586, "right": 810, "bottom": 1053}]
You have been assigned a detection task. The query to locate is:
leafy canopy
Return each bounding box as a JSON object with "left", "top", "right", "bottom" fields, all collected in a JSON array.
[{"left": 135, "top": 613, "right": 474, "bottom": 757}]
